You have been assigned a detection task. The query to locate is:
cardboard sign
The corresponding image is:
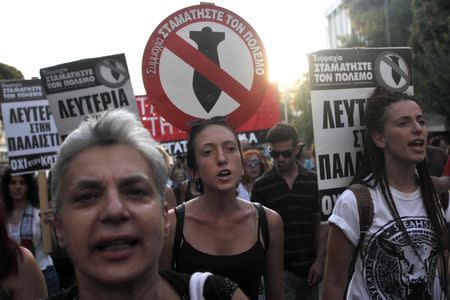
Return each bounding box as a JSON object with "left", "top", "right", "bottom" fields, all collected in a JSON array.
[
  {"left": 136, "top": 83, "right": 280, "bottom": 155},
  {"left": 0, "top": 80, "right": 60, "bottom": 174},
  {"left": 308, "top": 48, "right": 413, "bottom": 220},
  {"left": 142, "top": 4, "right": 269, "bottom": 130},
  {"left": 40, "top": 53, "right": 139, "bottom": 139}
]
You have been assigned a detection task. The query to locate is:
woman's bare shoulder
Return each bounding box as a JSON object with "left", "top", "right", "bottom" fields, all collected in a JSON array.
[{"left": 5, "top": 247, "right": 47, "bottom": 299}]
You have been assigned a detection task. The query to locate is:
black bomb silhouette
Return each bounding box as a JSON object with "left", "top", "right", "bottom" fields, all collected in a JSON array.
[{"left": 190, "top": 27, "right": 225, "bottom": 113}]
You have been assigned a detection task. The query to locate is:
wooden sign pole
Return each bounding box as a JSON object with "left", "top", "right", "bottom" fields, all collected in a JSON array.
[{"left": 38, "top": 171, "right": 52, "bottom": 254}]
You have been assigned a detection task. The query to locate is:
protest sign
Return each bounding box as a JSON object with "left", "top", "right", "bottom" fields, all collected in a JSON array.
[
  {"left": 142, "top": 3, "right": 269, "bottom": 130},
  {"left": 0, "top": 79, "right": 60, "bottom": 174},
  {"left": 308, "top": 48, "right": 413, "bottom": 220},
  {"left": 40, "top": 53, "right": 139, "bottom": 139},
  {"left": 136, "top": 83, "right": 280, "bottom": 155}
]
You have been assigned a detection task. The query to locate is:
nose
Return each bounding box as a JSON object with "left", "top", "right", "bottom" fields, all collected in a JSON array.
[
  {"left": 100, "top": 188, "right": 130, "bottom": 225},
  {"left": 412, "top": 120, "right": 425, "bottom": 134},
  {"left": 216, "top": 148, "right": 227, "bottom": 164}
]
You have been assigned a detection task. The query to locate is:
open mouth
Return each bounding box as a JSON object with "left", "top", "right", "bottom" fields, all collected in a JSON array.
[
  {"left": 408, "top": 139, "right": 425, "bottom": 149},
  {"left": 95, "top": 239, "right": 138, "bottom": 252},
  {"left": 218, "top": 169, "right": 231, "bottom": 177}
]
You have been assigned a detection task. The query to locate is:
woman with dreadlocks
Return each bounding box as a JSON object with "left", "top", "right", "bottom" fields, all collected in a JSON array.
[{"left": 322, "top": 87, "right": 449, "bottom": 300}]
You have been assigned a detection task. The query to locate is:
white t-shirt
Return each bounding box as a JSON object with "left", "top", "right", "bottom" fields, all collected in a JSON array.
[
  {"left": 329, "top": 184, "right": 450, "bottom": 300},
  {"left": 7, "top": 206, "right": 54, "bottom": 271}
]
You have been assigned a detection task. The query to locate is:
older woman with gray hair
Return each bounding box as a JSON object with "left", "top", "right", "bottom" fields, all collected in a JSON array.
[{"left": 50, "top": 109, "right": 248, "bottom": 300}]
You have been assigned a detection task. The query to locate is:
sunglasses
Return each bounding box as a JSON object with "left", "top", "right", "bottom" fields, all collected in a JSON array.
[
  {"left": 270, "top": 149, "right": 294, "bottom": 158},
  {"left": 245, "top": 158, "right": 261, "bottom": 167}
]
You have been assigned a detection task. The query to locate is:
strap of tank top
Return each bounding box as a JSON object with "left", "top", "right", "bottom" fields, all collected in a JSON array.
[
  {"left": 172, "top": 203, "right": 186, "bottom": 269},
  {"left": 252, "top": 202, "right": 270, "bottom": 253}
]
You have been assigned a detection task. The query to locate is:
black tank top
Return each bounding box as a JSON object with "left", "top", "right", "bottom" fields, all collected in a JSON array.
[{"left": 172, "top": 202, "right": 269, "bottom": 300}]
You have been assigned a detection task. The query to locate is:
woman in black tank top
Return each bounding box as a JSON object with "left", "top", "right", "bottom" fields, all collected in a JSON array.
[{"left": 160, "top": 117, "right": 285, "bottom": 300}]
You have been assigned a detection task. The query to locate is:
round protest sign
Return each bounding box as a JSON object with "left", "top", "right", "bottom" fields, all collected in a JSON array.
[
  {"left": 374, "top": 51, "right": 410, "bottom": 93},
  {"left": 142, "top": 4, "right": 268, "bottom": 131}
]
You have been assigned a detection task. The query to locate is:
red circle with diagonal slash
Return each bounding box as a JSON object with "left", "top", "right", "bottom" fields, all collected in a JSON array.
[{"left": 142, "top": 4, "right": 269, "bottom": 131}]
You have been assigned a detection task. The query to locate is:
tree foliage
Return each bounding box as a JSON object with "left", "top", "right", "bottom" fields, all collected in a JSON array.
[
  {"left": 341, "top": 0, "right": 412, "bottom": 47},
  {"left": 285, "top": 74, "right": 314, "bottom": 146},
  {"left": 0, "top": 63, "right": 24, "bottom": 80},
  {"left": 410, "top": 0, "right": 450, "bottom": 117}
]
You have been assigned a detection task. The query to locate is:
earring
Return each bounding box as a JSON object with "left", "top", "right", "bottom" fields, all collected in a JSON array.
[{"left": 194, "top": 177, "right": 203, "bottom": 193}]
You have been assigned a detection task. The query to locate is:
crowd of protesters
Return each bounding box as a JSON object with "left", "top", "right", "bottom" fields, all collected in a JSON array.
[{"left": 0, "top": 86, "right": 449, "bottom": 300}]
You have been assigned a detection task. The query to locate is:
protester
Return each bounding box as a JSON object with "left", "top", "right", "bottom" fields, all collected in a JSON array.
[
  {"left": 156, "top": 146, "right": 177, "bottom": 210},
  {"left": 0, "top": 202, "right": 47, "bottom": 299},
  {"left": 251, "top": 122, "right": 326, "bottom": 300},
  {"left": 2, "top": 169, "right": 60, "bottom": 297},
  {"left": 238, "top": 149, "right": 269, "bottom": 201},
  {"left": 170, "top": 167, "right": 189, "bottom": 204},
  {"left": 239, "top": 136, "right": 252, "bottom": 152},
  {"left": 322, "top": 87, "right": 450, "bottom": 299},
  {"left": 50, "top": 109, "right": 249, "bottom": 300},
  {"left": 302, "top": 145, "right": 315, "bottom": 171},
  {"left": 161, "top": 117, "right": 284, "bottom": 300},
  {"left": 176, "top": 177, "right": 201, "bottom": 203}
]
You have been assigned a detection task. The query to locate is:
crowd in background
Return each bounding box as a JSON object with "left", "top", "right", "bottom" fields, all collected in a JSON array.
[{"left": 0, "top": 89, "right": 450, "bottom": 299}]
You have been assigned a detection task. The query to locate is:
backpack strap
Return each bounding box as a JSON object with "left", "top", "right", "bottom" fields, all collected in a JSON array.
[
  {"left": 431, "top": 177, "right": 449, "bottom": 211},
  {"left": 345, "top": 184, "right": 373, "bottom": 297},
  {"left": 348, "top": 183, "right": 374, "bottom": 245},
  {"left": 252, "top": 202, "right": 270, "bottom": 252},
  {"left": 172, "top": 203, "right": 186, "bottom": 269},
  {"left": 348, "top": 183, "right": 374, "bottom": 253}
]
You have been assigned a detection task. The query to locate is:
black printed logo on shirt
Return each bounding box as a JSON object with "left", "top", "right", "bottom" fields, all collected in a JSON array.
[{"left": 363, "top": 217, "right": 437, "bottom": 300}]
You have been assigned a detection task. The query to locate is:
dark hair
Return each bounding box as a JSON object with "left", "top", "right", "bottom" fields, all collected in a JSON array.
[
  {"left": 352, "top": 87, "right": 448, "bottom": 297},
  {"left": 266, "top": 122, "right": 298, "bottom": 147},
  {"left": 1, "top": 168, "right": 39, "bottom": 214},
  {"left": 0, "top": 203, "right": 22, "bottom": 281},
  {"left": 186, "top": 117, "right": 243, "bottom": 193}
]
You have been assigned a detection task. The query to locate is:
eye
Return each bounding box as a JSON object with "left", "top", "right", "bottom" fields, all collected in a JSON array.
[
  {"left": 128, "top": 188, "right": 149, "bottom": 197},
  {"left": 418, "top": 119, "right": 426, "bottom": 126},
  {"left": 226, "top": 145, "right": 237, "bottom": 152},
  {"left": 124, "top": 184, "right": 152, "bottom": 201},
  {"left": 224, "top": 142, "right": 238, "bottom": 153},
  {"left": 201, "top": 147, "right": 214, "bottom": 157},
  {"left": 398, "top": 120, "right": 408, "bottom": 127},
  {"left": 76, "top": 192, "right": 99, "bottom": 203}
]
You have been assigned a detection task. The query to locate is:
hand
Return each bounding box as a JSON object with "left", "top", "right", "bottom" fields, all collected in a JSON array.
[{"left": 307, "top": 259, "right": 324, "bottom": 286}]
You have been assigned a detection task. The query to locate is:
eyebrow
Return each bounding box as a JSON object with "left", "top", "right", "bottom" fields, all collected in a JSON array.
[
  {"left": 118, "top": 175, "right": 152, "bottom": 188},
  {"left": 72, "top": 175, "right": 151, "bottom": 190}
]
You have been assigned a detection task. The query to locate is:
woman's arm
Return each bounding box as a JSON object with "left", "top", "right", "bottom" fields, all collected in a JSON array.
[
  {"left": 322, "top": 223, "right": 355, "bottom": 300},
  {"left": 263, "top": 207, "right": 285, "bottom": 300}
]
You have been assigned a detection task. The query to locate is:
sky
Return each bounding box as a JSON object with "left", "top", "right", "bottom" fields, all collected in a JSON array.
[{"left": 1, "top": 0, "right": 335, "bottom": 95}]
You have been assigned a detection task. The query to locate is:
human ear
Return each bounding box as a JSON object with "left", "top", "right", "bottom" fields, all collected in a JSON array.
[
  {"left": 293, "top": 144, "right": 300, "bottom": 157},
  {"left": 372, "top": 131, "right": 386, "bottom": 149},
  {"left": 54, "top": 217, "right": 65, "bottom": 248}
]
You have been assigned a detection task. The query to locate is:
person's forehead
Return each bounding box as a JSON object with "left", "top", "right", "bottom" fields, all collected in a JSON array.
[
  {"left": 271, "top": 139, "right": 295, "bottom": 149},
  {"left": 246, "top": 154, "right": 259, "bottom": 160},
  {"left": 63, "top": 145, "right": 152, "bottom": 183},
  {"left": 196, "top": 124, "right": 236, "bottom": 144},
  {"left": 385, "top": 100, "right": 422, "bottom": 119}
]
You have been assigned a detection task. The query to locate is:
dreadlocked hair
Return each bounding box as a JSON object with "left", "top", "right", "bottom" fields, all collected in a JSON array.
[{"left": 351, "top": 87, "right": 448, "bottom": 297}]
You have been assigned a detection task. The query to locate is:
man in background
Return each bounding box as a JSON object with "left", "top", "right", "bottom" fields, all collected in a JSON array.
[{"left": 251, "top": 122, "right": 327, "bottom": 300}]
